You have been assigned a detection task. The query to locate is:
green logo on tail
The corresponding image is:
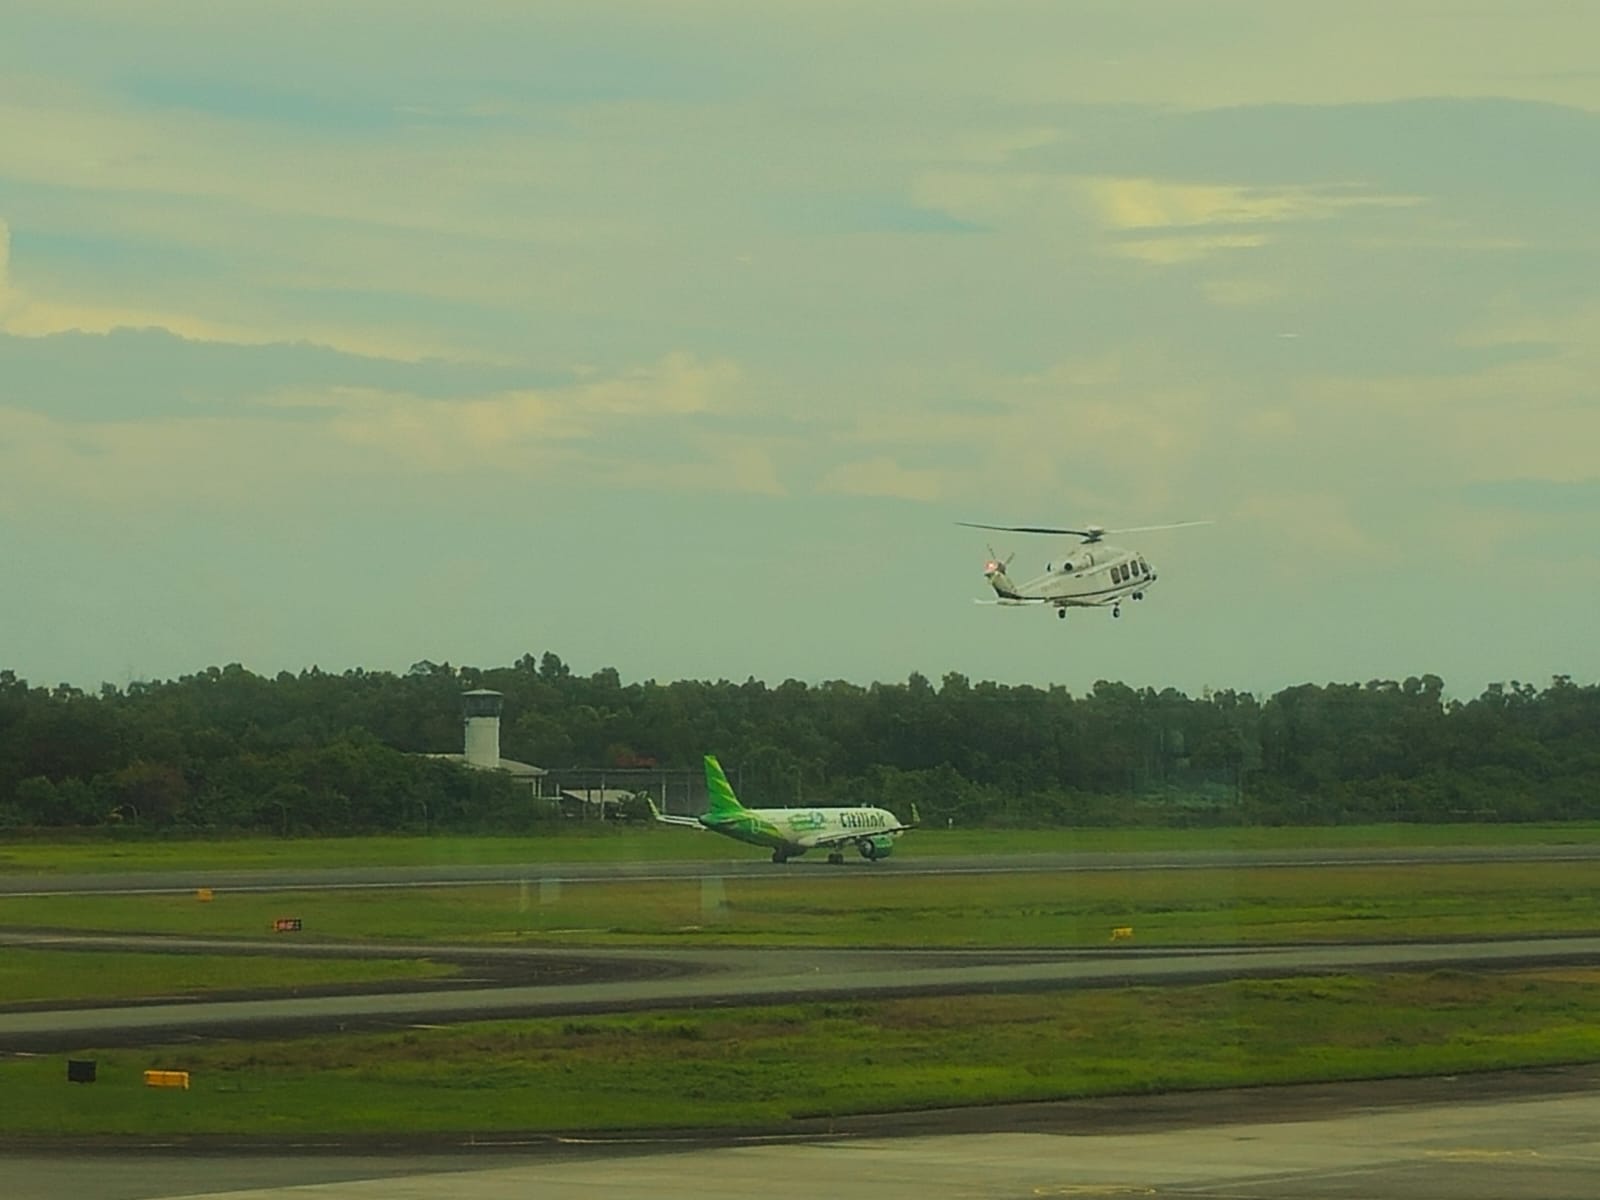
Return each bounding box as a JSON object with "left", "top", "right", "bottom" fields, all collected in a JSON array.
[{"left": 703, "top": 755, "right": 746, "bottom": 817}]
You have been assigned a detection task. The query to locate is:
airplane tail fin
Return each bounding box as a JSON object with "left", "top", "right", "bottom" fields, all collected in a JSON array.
[{"left": 703, "top": 754, "right": 747, "bottom": 817}]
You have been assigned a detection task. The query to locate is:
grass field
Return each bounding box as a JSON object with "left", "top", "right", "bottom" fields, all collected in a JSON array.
[
  {"left": 0, "top": 949, "right": 458, "bottom": 1006},
  {"left": 8, "top": 968, "right": 1600, "bottom": 1136},
  {"left": 7, "top": 833, "right": 1598, "bottom": 1138},
  {"left": 2, "top": 860, "right": 1595, "bottom": 947},
  {"left": 3, "top": 821, "right": 1599, "bottom": 875}
]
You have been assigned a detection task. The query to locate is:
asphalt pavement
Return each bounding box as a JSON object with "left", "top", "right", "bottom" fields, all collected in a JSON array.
[
  {"left": 10, "top": 1066, "right": 1600, "bottom": 1199},
  {"left": 5, "top": 933, "right": 1600, "bottom": 1050},
  {"left": 4, "top": 841, "right": 1597, "bottom": 897}
]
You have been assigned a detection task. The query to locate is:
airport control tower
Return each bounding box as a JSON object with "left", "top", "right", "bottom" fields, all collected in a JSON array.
[{"left": 461, "top": 688, "right": 503, "bottom": 769}]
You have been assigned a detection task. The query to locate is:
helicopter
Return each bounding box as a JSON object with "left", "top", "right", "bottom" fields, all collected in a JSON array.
[{"left": 958, "top": 520, "right": 1210, "bottom": 620}]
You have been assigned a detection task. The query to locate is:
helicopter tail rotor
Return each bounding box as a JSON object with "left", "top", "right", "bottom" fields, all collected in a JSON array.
[{"left": 982, "top": 545, "right": 1015, "bottom": 579}]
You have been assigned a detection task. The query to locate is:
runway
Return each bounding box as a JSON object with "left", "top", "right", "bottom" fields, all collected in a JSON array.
[
  {"left": 5, "top": 931, "right": 1600, "bottom": 1050},
  {"left": 5, "top": 841, "right": 1597, "bottom": 897}
]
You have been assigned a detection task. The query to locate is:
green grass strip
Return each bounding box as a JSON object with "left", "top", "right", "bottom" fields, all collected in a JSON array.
[
  {"left": 0, "top": 949, "right": 459, "bottom": 1006},
  {"left": 2, "top": 861, "right": 1595, "bottom": 947},
  {"left": 7, "top": 968, "right": 1600, "bottom": 1135},
  {"left": 4, "top": 821, "right": 1600, "bottom": 874}
]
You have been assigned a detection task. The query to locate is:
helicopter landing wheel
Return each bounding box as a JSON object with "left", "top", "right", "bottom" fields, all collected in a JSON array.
[
  {"left": 1112, "top": 604, "right": 1121, "bottom": 619},
  {"left": 1057, "top": 608, "right": 1066, "bottom": 620}
]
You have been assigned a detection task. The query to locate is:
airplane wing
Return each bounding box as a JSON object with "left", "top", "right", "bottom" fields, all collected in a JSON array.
[{"left": 646, "top": 797, "right": 705, "bottom": 828}]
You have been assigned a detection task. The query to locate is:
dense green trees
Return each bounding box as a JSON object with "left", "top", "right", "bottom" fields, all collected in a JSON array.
[{"left": 0, "top": 659, "right": 1595, "bottom": 833}]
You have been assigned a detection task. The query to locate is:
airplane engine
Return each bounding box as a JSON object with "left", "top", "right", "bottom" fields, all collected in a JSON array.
[{"left": 858, "top": 835, "right": 895, "bottom": 861}]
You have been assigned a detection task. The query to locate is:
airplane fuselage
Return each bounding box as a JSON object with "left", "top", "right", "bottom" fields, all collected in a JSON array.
[
  {"left": 652, "top": 755, "right": 917, "bottom": 862},
  {"left": 701, "top": 805, "right": 903, "bottom": 859}
]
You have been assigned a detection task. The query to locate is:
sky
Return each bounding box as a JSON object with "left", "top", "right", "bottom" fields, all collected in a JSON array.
[{"left": 2, "top": 0, "right": 1597, "bottom": 700}]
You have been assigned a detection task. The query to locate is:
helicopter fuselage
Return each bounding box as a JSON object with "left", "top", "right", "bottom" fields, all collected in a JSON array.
[{"left": 984, "top": 543, "right": 1156, "bottom": 617}]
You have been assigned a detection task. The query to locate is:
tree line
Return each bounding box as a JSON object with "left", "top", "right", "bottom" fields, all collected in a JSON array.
[{"left": 1, "top": 654, "right": 1596, "bottom": 834}]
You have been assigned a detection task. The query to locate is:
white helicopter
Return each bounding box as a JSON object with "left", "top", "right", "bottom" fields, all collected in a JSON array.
[{"left": 958, "top": 520, "right": 1210, "bottom": 619}]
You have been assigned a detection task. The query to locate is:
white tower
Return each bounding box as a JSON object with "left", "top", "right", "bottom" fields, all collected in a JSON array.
[{"left": 461, "top": 689, "right": 503, "bottom": 769}]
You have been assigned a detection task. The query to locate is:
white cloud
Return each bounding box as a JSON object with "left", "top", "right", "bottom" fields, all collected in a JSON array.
[
  {"left": 308, "top": 353, "right": 745, "bottom": 471},
  {"left": 568, "top": 353, "right": 741, "bottom": 417},
  {"left": 0, "top": 352, "right": 753, "bottom": 518},
  {"left": 1081, "top": 176, "right": 1424, "bottom": 263},
  {"left": 1114, "top": 233, "right": 1270, "bottom": 265},
  {"left": 0, "top": 221, "right": 13, "bottom": 325},
  {"left": 638, "top": 433, "right": 788, "bottom": 496},
  {"left": 1235, "top": 490, "right": 1398, "bottom": 576},
  {"left": 817, "top": 456, "right": 942, "bottom": 502},
  {"left": 0, "top": 204, "right": 481, "bottom": 362},
  {"left": 5, "top": 1, "right": 1599, "bottom": 691}
]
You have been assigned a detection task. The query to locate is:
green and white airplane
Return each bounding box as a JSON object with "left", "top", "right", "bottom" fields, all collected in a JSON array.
[{"left": 649, "top": 754, "right": 918, "bottom": 864}]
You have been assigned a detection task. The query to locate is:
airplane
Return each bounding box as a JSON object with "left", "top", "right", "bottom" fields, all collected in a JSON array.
[
  {"left": 958, "top": 520, "right": 1210, "bottom": 620},
  {"left": 648, "top": 754, "right": 918, "bottom": 864}
]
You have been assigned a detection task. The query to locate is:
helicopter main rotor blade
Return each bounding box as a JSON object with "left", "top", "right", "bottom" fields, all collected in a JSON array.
[
  {"left": 1102, "top": 521, "right": 1213, "bottom": 535},
  {"left": 957, "top": 521, "right": 1096, "bottom": 537},
  {"left": 958, "top": 520, "right": 1213, "bottom": 536}
]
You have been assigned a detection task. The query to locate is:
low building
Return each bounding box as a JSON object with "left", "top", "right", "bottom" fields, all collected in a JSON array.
[{"left": 557, "top": 787, "right": 639, "bottom": 820}]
